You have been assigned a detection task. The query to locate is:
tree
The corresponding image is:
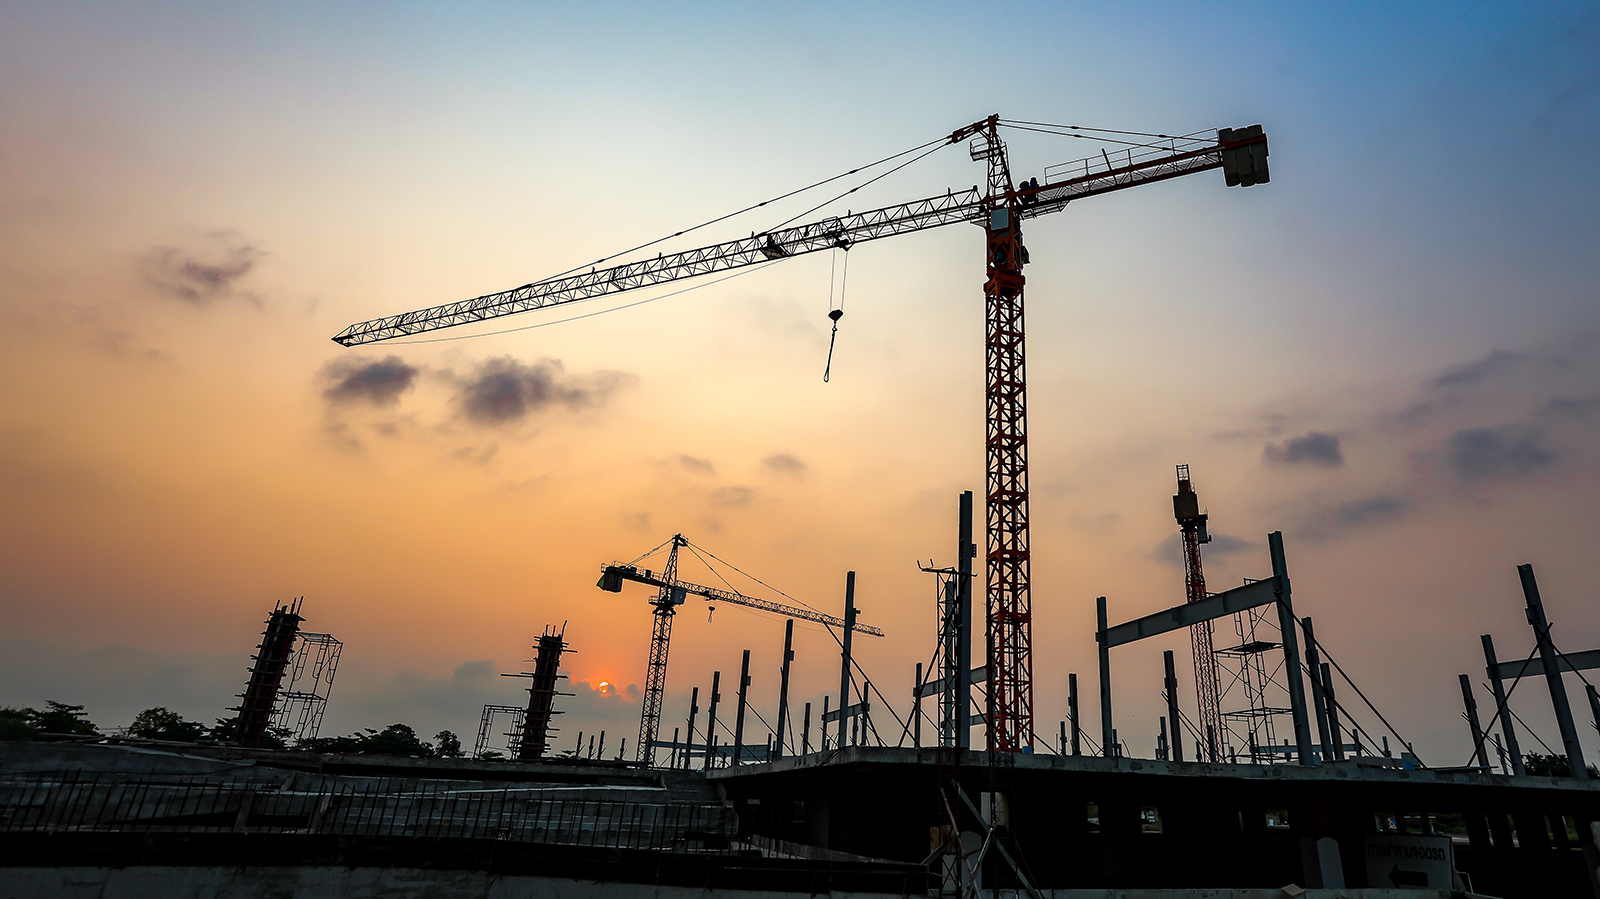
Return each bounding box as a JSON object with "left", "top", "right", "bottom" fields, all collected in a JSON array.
[
  {"left": 126, "top": 708, "right": 208, "bottom": 742},
  {"left": 29, "top": 701, "right": 97, "bottom": 736},
  {"left": 208, "top": 717, "right": 291, "bottom": 749},
  {"left": 1523, "top": 752, "right": 1600, "bottom": 778},
  {"left": 0, "top": 708, "right": 38, "bottom": 741},
  {"left": 434, "top": 730, "right": 463, "bottom": 758},
  {"left": 299, "top": 724, "right": 435, "bottom": 757}
]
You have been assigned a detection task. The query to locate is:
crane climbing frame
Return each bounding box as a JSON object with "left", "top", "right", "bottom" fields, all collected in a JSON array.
[{"left": 334, "top": 115, "right": 1270, "bottom": 753}]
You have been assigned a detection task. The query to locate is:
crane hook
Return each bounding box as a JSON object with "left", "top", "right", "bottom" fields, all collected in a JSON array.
[
  {"left": 823, "top": 310, "right": 843, "bottom": 382},
  {"left": 707, "top": 603, "right": 715, "bottom": 623}
]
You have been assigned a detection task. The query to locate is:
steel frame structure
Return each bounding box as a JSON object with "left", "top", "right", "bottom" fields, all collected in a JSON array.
[
  {"left": 1173, "top": 465, "right": 1221, "bottom": 761},
  {"left": 232, "top": 597, "right": 304, "bottom": 748},
  {"left": 271, "top": 630, "right": 342, "bottom": 743},
  {"left": 335, "top": 117, "right": 1269, "bottom": 752}
]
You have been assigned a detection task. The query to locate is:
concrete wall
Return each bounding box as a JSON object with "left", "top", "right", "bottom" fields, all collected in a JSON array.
[{"left": 0, "top": 868, "right": 1472, "bottom": 899}]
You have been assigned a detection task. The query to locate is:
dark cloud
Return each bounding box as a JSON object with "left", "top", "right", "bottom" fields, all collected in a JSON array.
[
  {"left": 1446, "top": 426, "right": 1557, "bottom": 480},
  {"left": 675, "top": 455, "right": 715, "bottom": 475},
  {"left": 455, "top": 356, "right": 628, "bottom": 426},
  {"left": 1542, "top": 395, "right": 1600, "bottom": 417},
  {"left": 144, "top": 238, "right": 261, "bottom": 305},
  {"left": 762, "top": 453, "right": 806, "bottom": 476},
  {"left": 321, "top": 355, "right": 419, "bottom": 406},
  {"left": 1264, "top": 431, "right": 1344, "bottom": 467}
]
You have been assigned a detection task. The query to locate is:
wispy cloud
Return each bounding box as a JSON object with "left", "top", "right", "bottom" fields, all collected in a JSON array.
[
  {"left": 143, "top": 234, "right": 262, "bottom": 306},
  {"left": 1445, "top": 425, "right": 1557, "bottom": 480},
  {"left": 452, "top": 357, "right": 631, "bottom": 426},
  {"left": 321, "top": 355, "right": 419, "bottom": 406}
]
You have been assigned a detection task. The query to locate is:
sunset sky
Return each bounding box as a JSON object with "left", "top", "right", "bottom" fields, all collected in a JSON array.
[{"left": 3, "top": 2, "right": 1598, "bottom": 767}]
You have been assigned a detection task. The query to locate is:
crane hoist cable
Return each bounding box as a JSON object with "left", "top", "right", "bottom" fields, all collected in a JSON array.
[{"left": 823, "top": 246, "right": 850, "bottom": 382}]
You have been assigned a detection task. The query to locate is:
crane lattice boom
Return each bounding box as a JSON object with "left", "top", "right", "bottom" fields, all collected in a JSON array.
[{"left": 600, "top": 563, "right": 886, "bottom": 637}]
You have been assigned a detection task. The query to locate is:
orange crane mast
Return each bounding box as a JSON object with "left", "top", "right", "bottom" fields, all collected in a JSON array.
[
  {"left": 333, "top": 116, "right": 1269, "bottom": 753},
  {"left": 1174, "top": 464, "right": 1222, "bottom": 761}
]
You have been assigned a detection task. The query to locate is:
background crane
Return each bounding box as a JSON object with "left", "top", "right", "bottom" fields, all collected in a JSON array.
[
  {"left": 1173, "top": 464, "right": 1221, "bottom": 761},
  {"left": 334, "top": 116, "right": 1269, "bottom": 752},
  {"left": 597, "top": 534, "right": 884, "bottom": 766}
]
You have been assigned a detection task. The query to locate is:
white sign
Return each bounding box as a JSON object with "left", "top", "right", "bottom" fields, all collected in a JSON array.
[{"left": 1363, "top": 834, "right": 1453, "bottom": 889}]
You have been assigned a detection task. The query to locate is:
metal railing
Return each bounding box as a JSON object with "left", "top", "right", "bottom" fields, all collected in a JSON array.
[{"left": 0, "top": 773, "right": 735, "bottom": 851}]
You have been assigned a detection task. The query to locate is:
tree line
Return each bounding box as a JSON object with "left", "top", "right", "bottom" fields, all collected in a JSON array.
[{"left": 1, "top": 701, "right": 464, "bottom": 759}]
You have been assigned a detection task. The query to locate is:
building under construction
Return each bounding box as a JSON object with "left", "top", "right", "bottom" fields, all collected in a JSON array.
[{"left": 5, "top": 118, "right": 1598, "bottom": 898}]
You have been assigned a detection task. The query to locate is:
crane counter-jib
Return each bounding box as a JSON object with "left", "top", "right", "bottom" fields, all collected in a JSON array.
[{"left": 596, "top": 564, "right": 885, "bottom": 638}]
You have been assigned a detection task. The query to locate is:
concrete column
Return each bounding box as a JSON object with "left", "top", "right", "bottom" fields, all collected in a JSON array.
[
  {"left": 1097, "top": 596, "right": 1114, "bottom": 757},
  {"left": 1270, "top": 532, "right": 1317, "bottom": 766},
  {"left": 1520, "top": 564, "right": 1587, "bottom": 780},
  {"left": 1163, "top": 650, "right": 1184, "bottom": 763},
  {"left": 1482, "top": 633, "right": 1525, "bottom": 775},
  {"left": 837, "top": 572, "right": 857, "bottom": 750},
  {"left": 733, "top": 649, "right": 751, "bottom": 766},
  {"left": 1303, "top": 617, "right": 1334, "bottom": 762},
  {"left": 1068, "top": 672, "right": 1081, "bottom": 756},
  {"left": 775, "top": 620, "right": 794, "bottom": 759},
  {"left": 1460, "top": 673, "right": 1488, "bottom": 769}
]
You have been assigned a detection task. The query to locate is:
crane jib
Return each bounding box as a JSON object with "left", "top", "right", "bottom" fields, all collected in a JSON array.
[
  {"left": 330, "top": 129, "right": 1264, "bottom": 347},
  {"left": 597, "top": 564, "right": 885, "bottom": 637}
]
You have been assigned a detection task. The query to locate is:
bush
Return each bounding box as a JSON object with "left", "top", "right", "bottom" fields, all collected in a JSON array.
[
  {"left": 300, "top": 724, "right": 436, "bottom": 757},
  {"left": 0, "top": 708, "right": 38, "bottom": 741}
]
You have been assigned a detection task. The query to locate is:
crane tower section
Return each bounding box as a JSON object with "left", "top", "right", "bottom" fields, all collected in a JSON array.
[
  {"left": 1174, "top": 464, "right": 1221, "bottom": 761},
  {"left": 973, "top": 116, "right": 1033, "bottom": 751}
]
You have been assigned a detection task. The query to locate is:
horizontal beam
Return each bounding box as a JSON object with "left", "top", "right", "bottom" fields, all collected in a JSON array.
[
  {"left": 1491, "top": 647, "right": 1600, "bottom": 680},
  {"left": 915, "top": 666, "right": 988, "bottom": 697},
  {"left": 822, "top": 700, "right": 870, "bottom": 723},
  {"left": 1100, "top": 578, "right": 1279, "bottom": 649}
]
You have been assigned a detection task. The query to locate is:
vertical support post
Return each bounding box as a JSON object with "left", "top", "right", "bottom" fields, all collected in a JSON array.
[
  {"left": 670, "top": 727, "right": 679, "bottom": 768},
  {"left": 684, "top": 687, "right": 700, "bottom": 771},
  {"left": 1321, "top": 662, "right": 1344, "bottom": 761},
  {"left": 838, "top": 571, "right": 857, "bottom": 750},
  {"left": 1163, "top": 650, "right": 1184, "bottom": 763},
  {"left": 704, "top": 671, "right": 721, "bottom": 769},
  {"left": 1482, "top": 634, "right": 1525, "bottom": 775},
  {"left": 822, "top": 696, "right": 831, "bottom": 749},
  {"left": 1302, "top": 617, "right": 1334, "bottom": 763},
  {"left": 803, "top": 702, "right": 812, "bottom": 755},
  {"left": 1460, "top": 674, "right": 1488, "bottom": 769},
  {"left": 733, "top": 650, "right": 751, "bottom": 766},
  {"left": 1587, "top": 685, "right": 1600, "bottom": 752},
  {"left": 913, "top": 662, "right": 923, "bottom": 749},
  {"left": 1494, "top": 733, "right": 1507, "bottom": 774},
  {"left": 1059, "top": 719, "right": 1067, "bottom": 755},
  {"left": 1520, "top": 563, "right": 1588, "bottom": 780},
  {"left": 775, "top": 620, "right": 794, "bottom": 759},
  {"left": 1069, "top": 672, "right": 1080, "bottom": 755},
  {"left": 1269, "top": 532, "right": 1317, "bottom": 766},
  {"left": 1159, "top": 716, "right": 1169, "bottom": 761},
  {"left": 957, "top": 491, "right": 974, "bottom": 751},
  {"left": 1097, "top": 596, "right": 1114, "bottom": 757}
]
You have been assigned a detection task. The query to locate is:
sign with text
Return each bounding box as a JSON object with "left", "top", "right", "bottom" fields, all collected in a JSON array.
[{"left": 1363, "top": 834, "right": 1453, "bottom": 889}]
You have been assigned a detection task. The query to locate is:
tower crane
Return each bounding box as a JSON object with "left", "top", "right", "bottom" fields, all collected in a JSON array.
[
  {"left": 597, "top": 534, "right": 884, "bottom": 767},
  {"left": 1173, "top": 464, "right": 1222, "bottom": 761},
  {"left": 334, "top": 116, "right": 1270, "bottom": 752}
]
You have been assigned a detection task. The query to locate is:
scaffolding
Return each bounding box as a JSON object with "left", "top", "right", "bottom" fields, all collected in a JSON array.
[
  {"left": 271, "top": 631, "right": 343, "bottom": 743},
  {"left": 474, "top": 705, "right": 526, "bottom": 759},
  {"left": 230, "top": 597, "right": 304, "bottom": 747}
]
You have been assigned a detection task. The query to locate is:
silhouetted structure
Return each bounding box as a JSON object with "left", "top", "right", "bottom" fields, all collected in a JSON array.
[
  {"left": 231, "top": 597, "right": 303, "bottom": 747},
  {"left": 518, "top": 626, "right": 569, "bottom": 760}
]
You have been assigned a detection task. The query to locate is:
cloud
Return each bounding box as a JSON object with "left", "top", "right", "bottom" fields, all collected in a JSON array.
[
  {"left": 708, "top": 486, "right": 755, "bottom": 507},
  {"left": 762, "top": 453, "right": 807, "bottom": 476},
  {"left": 1429, "top": 350, "right": 1524, "bottom": 390},
  {"left": 675, "top": 455, "right": 715, "bottom": 475},
  {"left": 1299, "top": 494, "right": 1410, "bottom": 542},
  {"left": 453, "top": 357, "right": 629, "bottom": 426},
  {"left": 1542, "top": 395, "right": 1600, "bottom": 417},
  {"left": 320, "top": 355, "right": 419, "bottom": 406},
  {"left": 1264, "top": 431, "right": 1344, "bottom": 467},
  {"left": 1446, "top": 425, "right": 1557, "bottom": 480},
  {"left": 143, "top": 236, "right": 262, "bottom": 305}
]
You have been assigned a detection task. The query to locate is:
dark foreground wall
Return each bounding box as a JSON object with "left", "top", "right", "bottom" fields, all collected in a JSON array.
[{"left": 714, "top": 747, "right": 1600, "bottom": 899}]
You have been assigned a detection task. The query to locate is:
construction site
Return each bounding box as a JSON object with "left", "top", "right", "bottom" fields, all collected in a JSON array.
[{"left": 5, "top": 116, "right": 1598, "bottom": 899}]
